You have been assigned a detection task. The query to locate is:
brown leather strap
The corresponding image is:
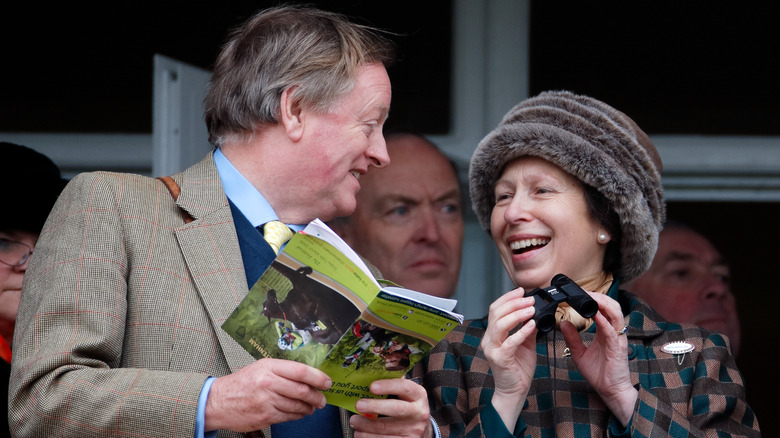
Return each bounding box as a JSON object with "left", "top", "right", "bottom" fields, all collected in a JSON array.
[{"left": 156, "top": 176, "right": 194, "bottom": 224}]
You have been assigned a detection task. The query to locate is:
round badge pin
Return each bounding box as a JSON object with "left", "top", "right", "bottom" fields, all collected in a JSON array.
[{"left": 661, "top": 341, "right": 695, "bottom": 355}]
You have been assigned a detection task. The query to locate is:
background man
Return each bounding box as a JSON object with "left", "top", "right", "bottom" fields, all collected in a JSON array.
[
  {"left": 626, "top": 221, "right": 742, "bottom": 356},
  {"left": 330, "top": 132, "right": 464, "bottom": 298},
  {"left": 11, "top": 6, "right": 434, "bottom": 438}
]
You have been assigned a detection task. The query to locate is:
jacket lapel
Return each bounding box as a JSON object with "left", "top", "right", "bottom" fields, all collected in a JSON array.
[{"left": 171, "top": 153, "right": 256, "bottom": 373}]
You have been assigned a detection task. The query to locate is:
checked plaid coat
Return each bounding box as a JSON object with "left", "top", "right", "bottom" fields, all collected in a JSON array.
[
  {"left": 412, "top": 285, "right": 760, "bottom": 437},
  {"left": 9, "top": 153, "right": 355, "bottom": 438}
]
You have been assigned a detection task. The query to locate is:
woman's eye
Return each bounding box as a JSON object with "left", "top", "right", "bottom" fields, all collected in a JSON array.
[{"left": 495, "top": 193, "right": 512, "bottom": 203}]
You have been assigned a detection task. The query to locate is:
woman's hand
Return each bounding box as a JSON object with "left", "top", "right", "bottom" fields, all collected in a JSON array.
[
  {"left": 560, "top": 292, "right": 637, "bottom": 427},
  {"left": 480, "top": 288, "right": 539, "bottom": 431},
  {"left": 349, "top": 377, "right": 432, "bottom": 438}
]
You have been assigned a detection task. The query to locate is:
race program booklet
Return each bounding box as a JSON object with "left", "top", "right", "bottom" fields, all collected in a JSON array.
[{"left": 222, "top": 219, "right": 463, "bottom": 414}]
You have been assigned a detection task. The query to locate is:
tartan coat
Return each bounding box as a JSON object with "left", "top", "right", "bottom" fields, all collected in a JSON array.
[
  {"left": 9, "top": 153, "right": 355, "bottom": 438},
  {"left": 412, "top": 285, "right": 761, "bottom": 438}
]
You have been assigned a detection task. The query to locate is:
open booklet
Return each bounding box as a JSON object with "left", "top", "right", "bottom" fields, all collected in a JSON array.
[{"left": 221, "top": 219, "right": 464, "bottom": 414}]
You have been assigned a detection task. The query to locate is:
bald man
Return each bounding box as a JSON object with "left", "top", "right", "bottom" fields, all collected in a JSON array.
[{"left": 331, "top": 132, "right": 464, "bottom": 298}]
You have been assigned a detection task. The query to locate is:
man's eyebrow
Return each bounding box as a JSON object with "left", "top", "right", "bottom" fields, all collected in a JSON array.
[
  {"left": 376, "top": 193, "right": 420, "bottom": 206},
  {"left": 433, "top": 188, "right": 462, "bottom": 204},
  {"left": 665, "top": 251, "right": 729, "bottom": 268},
  {"left": 664, "top": 251, "right": 696, "bottom": 263}
]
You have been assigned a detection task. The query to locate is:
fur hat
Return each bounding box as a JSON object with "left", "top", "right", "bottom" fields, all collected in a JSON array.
[
  {"left": 1, "top": 142, "right": 68, "bottom": 234},
  {"left": 469, "top": 91, "right": 665, "bottom": 282}
]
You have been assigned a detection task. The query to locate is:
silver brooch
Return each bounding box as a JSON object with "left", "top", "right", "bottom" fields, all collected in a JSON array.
[{"left": 661, "top": 341, "right": 695, "bottom": 365}]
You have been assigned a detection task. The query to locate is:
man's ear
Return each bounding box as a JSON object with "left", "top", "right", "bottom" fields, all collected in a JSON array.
[{"left": 279, "top": 86, "right": 304, "bottom": 142}]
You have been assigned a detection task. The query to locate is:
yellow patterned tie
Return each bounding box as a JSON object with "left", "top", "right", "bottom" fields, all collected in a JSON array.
[{"left": 263, "top": 220, "right": 295, "bottom": 255}]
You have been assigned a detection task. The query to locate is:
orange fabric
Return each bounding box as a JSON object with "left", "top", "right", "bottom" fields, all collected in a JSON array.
[
  {"left": 0, "top": 336, "right": 11, "bottom": 363},
  {"left": 156, "top": 176, "right": 194, "bottom": 224}
]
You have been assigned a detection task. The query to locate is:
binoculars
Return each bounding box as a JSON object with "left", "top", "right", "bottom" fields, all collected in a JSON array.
[{"left": 524, "top": 274, "right": 599, "bottom": 333}]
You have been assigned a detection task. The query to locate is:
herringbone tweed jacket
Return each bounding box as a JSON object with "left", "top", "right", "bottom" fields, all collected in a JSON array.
[
  {"left": 9, "top": 153, "right": 355, "bottom": 438},
  {"left": 412, "top": 285, "right": 760, "bottom": 437}
]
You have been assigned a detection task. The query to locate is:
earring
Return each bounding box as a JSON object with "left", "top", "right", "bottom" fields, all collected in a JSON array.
[{"left": 598, "top": 233, "right": 609, "bottom": 244}]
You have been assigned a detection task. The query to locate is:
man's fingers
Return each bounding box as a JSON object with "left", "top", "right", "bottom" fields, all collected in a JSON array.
[{"left": 262, "top": 358, "right": 333, "bottom": 390}]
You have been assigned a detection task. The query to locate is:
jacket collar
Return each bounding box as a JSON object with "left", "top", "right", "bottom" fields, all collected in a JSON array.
[{"left": 171, "top": 152, "right": 256, "bottom": 373}]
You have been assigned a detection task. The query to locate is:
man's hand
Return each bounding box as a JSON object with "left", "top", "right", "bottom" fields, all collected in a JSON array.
[
  {"left": 349, "top": 378, "right": 433, "bottom": 438},
  {"left": 204, "top": 358, "right": 332, "bottom": 432}
]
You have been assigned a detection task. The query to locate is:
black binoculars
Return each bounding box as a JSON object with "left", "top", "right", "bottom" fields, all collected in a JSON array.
[{"left": 524, "top": 274, "right": 599, "bottom": 333}]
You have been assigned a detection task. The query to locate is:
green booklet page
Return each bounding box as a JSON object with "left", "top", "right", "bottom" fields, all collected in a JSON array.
[{"left": 222, "top": 219, "right": 463, "bottom": 413}]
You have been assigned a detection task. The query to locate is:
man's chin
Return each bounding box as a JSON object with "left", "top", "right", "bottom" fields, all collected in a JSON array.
[
  {"left": 401, "top": 276, "right": 455, "bottom": 298},
  {"left": 696, "top": 319, "right": 732, "bottom": 336},
  {"left": 330, "top": 198, "right": 357, "bottom": 220}
]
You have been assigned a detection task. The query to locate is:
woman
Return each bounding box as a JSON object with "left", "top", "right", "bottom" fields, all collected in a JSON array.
[{"left": 413, "top": 91, "right": 760, "bottom": 437}]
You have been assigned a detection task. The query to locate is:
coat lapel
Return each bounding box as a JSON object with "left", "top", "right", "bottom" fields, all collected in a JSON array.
[{"left": 171, "top": 153, "right": 256, "bottom": 373}]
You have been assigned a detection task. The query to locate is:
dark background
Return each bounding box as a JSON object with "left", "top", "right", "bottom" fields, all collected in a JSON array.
[
  {"left": 0, "top": 1, "right": 452, "bottom": 134},
  {"left": 2, "top": 0, "right": 778, "bottom": 434}
]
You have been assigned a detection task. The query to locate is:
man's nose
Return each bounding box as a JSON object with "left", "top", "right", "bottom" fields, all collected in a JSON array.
[
  {"left": 367, "top": 134, "right": 390, "bottom": 168},
  {"left": 700, "top": 274, "right": 730, "bottom": 301},
  {"left": 413, "top": 207, "right": 441, "bottom": 243}
]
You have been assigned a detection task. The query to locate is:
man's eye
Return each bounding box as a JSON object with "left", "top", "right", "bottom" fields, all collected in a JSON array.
[
  {"left": 670, "top": 269, "right": 691, "bottom": 280},
  {"left": 714, "top": 268, "right": 731, "bottom": 284},
  {"left": 441, "top": 204, "right": 460, "bottom": 214},
  {"left": 390, "top": 206, "right": 409, "bottom": 216},
  {"left": 363, "top": 121, "right": 379, "bottom": 137}
]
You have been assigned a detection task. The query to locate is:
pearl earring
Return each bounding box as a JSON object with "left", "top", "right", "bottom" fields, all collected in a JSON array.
[{"left": 598, "top": 233, "right": 609, "bottom": 243}]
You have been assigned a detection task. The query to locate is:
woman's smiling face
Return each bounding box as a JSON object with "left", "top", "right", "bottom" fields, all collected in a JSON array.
[{"left": 490, "top": 156, "right": 609, "bottom": 290}]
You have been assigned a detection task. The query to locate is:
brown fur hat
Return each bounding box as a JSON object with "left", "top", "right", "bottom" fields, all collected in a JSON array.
[{"left": 469, "top": 91, "right": 665, "bottom": 282}]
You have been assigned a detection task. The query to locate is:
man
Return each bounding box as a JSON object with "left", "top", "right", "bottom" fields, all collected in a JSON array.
[
  {"left": 10, "top": 7, "right": 434, "bottom": 438},
  {"left": 1, "top": 142, "right": 67, "bottom": 436},
  {"left": 330, "top": 133, "right": 464, "bottom": 298},
  {"left": 626, "top": 221, "right": 742, "bottom": 356}
]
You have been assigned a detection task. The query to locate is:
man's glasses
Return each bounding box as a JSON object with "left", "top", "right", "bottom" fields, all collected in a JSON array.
[{"left": 0, "top": 238, "right": 33, "bottom": 267}]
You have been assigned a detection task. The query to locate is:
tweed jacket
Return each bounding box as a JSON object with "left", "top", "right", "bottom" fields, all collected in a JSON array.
[
  {"left": 9, "top": 153, "right": 355, "bottom": 438},
  {"left": 412, "top": 284, "right": 760, "bottom": 438}
]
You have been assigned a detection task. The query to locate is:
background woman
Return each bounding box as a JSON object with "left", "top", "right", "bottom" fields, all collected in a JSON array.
[
  {"left": 1, "top": 142, "right": 67, "bottom": 435},
  {"left": 414, "top": 91, "right": 759, "bottom": 437}
]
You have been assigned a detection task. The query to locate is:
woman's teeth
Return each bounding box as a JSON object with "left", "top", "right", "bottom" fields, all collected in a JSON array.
[{"left": 509, "top": 238, "right": 550, "bottom": 253}]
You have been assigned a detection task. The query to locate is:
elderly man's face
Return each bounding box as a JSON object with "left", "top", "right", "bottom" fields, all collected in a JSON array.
[
  {"left": 338, "top": 136, "right": 464, "bottom": 298},
  {"left": 628, "top": 226, "right": 741, "bottom": 356},
  {"left": 268, "top": 63, "right": 392, "bottom": 223}
]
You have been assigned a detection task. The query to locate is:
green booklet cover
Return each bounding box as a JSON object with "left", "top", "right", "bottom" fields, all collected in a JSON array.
[{"left": 221, "top": 219, "right": 463, "bottom": 414}]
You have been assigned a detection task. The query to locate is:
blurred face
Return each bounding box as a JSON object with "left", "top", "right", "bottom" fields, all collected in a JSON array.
[
  {"left": 284, "top": 63, "right": 392, "bottom": 222},
  {"left": 628, "top": 226, "right": 741, "bottom": 355},
  {"left": 1, "top": 230, "right": 38, "bottom": 344},
  {"left": 337, "top": 136, "right": 464, "bottom": 298},
  {"left": 490, "top": 157, "right": 609, "bottom": 291}
]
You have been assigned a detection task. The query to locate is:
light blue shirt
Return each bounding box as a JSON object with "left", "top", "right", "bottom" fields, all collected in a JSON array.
[
  {"left": 212, "top": 148, "right": 304, "bottom": 231},
  {"left": 195, "top": 150, "right": 440, "bottom": 438}
]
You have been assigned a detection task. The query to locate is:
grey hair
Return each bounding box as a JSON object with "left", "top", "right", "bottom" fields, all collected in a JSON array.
[{"left": 205, "top": 5, "right": 395, "bottom": 147}]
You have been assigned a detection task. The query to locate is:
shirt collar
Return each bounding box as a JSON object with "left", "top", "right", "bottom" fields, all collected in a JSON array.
[{"left": 213, "top": 148, "right": 303, "bottom": 231}]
